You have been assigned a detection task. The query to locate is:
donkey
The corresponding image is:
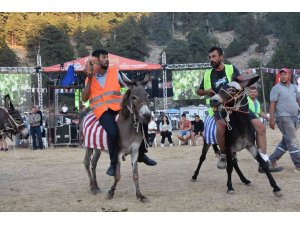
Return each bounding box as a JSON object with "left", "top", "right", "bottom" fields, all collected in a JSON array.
[
  {"left": 0, "top": 95, "right": 29, "bottom": 141},
  {"left": 193, "top": 76, "right": 282, "bottom": 197},
  {"left": 82, "top": 75, "right": 151, "bottom": 202}
]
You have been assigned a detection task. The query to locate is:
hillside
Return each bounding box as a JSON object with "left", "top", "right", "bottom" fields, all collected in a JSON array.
[{"left": 2, "top": 12, "right": 300, "bottom": 70}]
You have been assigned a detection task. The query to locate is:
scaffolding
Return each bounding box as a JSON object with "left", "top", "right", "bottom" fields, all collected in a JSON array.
[{"left": 161, "top": 52, "right": 211, "bottom": 111}]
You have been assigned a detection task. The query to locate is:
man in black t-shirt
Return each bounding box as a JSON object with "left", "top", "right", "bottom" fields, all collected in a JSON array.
[
  {"left": 197, "top": 47, "right": 244, "bottom": 169},
  {"left": 191, "top": 115, "right": 204, "bottom": 146}
]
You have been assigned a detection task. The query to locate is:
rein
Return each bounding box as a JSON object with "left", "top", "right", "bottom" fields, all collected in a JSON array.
[
  {"left": 217, "top": 88, "right": 249, "bottom": 130},
  {"left": 126, "top": 100, "right": 149, "bottom": 150}
]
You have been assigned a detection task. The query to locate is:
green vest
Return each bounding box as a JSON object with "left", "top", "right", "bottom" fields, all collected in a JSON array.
[
  {"left": 203, "top": 64, "right": 234, "bottom": 116},
  {"left": 247, "top": 96, "right": 261, "bottom": 118}
]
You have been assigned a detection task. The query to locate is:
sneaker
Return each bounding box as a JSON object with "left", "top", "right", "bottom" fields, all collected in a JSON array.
[
  {"left": 170, "top": 143, "right": 174, "bottom": 147},
  {"left": 258, "top": 165, "right": 283, "bottom": 173},
  {"left": 217, "top": 154, "right": 227, "bottom": 169},
  {"left": 160, "top": 144, "right": 164, "bottom": 147},
  {"left": 0, "top": 148, "right": 4, "bottom": 151},
  {"left": 294, "top": 167, "right": 300, "bottom": 173}
]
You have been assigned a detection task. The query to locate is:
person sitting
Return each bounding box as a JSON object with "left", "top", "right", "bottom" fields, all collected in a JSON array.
[
  {"left": 177, "top": 113, "right": 192, "bottom": 145},
  {"left": 148, "top": 116, "right": 157, "bottom": 147},
  {"left": 191, "top": 115, "right": 204, "bottom": 146},
  {"left": 61, "top": 104, "right": 68, "bottom": 114},
  {"left": 159, "top": 115, "right": 174, "bottom": 147}
]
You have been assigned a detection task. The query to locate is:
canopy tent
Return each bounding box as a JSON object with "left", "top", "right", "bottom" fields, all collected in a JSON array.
[{"left": 42, "top": 53, "right": 161, "bottom": 73}]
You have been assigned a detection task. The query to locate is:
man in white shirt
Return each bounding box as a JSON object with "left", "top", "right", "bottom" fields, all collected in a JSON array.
[
  {"left": 61, "top": 104, "right": 68, "bottom": 114},
  {"left": 148, "top": 116, "right": 157, "bottom": 147}
]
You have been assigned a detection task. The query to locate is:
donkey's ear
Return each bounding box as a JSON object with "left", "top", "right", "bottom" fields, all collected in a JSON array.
[
  {"left": 4, "top": 94, "right": 10, "bottom": 109},
  {"left": 239, "top": 74, "right": 260, "bottom": 87},
  {"left": 140, "top": 74, "right": 150, "bottom": 86},
  {"left": 120, "top": 72, "right": 133, "bottom": 87}
]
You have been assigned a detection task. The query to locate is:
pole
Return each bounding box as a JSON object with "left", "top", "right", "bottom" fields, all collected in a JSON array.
[
  {"left": 260, "top": 60, "right": 267, "bottom": 116},
  {"left": 161, "top": 52, "right": 168, "bottom": 111}
]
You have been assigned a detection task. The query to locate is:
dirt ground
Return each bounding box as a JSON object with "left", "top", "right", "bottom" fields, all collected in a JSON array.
[{"left": 0, "top": 128, "right": 300, "bottom": 212}]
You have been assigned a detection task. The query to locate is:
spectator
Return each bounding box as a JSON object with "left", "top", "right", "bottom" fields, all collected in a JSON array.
[
  {"left": 28, "top": 106, "right": 43, "bottom": 150},
  {"left": 61, "top": 104, "right": 68, "bottom": 114},
  {"left": 159, "top": 115, "right": 174, "bottom": 147},
  {"left": 191, "top": 115, "right": 204, "bottom": 146},
  {"left": 269, "top": 68, "right": 300, "bottom": 172},
  {"left": 148, "top": 116, "right": 157, "bottom": 147},
  {"left": 36, "top": 105, "right": 43, "bottom": 131},
  {"left": 177, "top": 113, "right": 192, "bottom": 145},
  {"left": 79, "top": 105, "right": 88, "bottom": 123}
]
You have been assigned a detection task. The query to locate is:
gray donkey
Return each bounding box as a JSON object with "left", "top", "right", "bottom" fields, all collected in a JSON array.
[{"left": 82, "top": 75, "right": 151, "bottom": 202}]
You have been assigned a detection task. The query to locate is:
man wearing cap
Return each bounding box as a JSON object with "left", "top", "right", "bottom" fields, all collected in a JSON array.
[{"left": 268, "top": 68, "right": 300, "bottom": 172}]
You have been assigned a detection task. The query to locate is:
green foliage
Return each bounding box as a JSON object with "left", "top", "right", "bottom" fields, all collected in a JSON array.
[
  {"left": 148, "top": 12, "right": 173, "bottom": 45},
  {"left": 164, "top": 39, "right": 191, "bottom": 64},
  {"left": 247, "top": 58, "right": 261, "bottom": 68},
  {"left": 106, "top": 16, "right": 149, "bottom": 61},
  {"left": 172, "top": 70, "right": 205, "bottom": 100},
  {"left": 92, "top": 39, "right": 104, "bottom": 51},
  {"left": 187, "top": 28, "right": 218, "bottom": 62},
  {"left": 256, "top": 36, "right": 269, "bottom": 53},
  {"left": 77, "top": 43, "right": 89, "bottom": 57},
  {"left": 26, "top": 24, "right": 75, "bottom": 66},
  {"left": 226, "top": 37, "right": 251, "bottom": 58},
  {"left": 0, "top": 38, "right": 19, "bottom": 66}
]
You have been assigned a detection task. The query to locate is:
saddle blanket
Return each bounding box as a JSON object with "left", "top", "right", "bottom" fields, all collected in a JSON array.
[
  {"left": 203, "top": 116, "right": 218, "bottom": 145},
  {"left": 83, "top": 112, "right": 119, "bottom": 150}
]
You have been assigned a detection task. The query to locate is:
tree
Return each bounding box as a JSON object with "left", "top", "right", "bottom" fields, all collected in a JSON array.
[
  {"left": 148, "top": 13, "right": 172, "bottom": 45},
  {"left": 164, "top": 39, "right": 191, "bottom": 64},
  {"left": 26, "top": 24, "right": 75, "bottom": 66},
  {"left": 106, "top": 16, "right": 149, "bottom": 61},
  {"left": 187, "top": 28, "right": 218, "bottom": 62},
  {"left": 77, "top": 43, "right": 89, "bottom": 57},
  {"left": 0, "top": 38, "right": 19, "bottom": 66}
]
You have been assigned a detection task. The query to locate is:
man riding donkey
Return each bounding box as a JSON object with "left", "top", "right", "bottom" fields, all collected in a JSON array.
[
  {"left": 198, "top": 46, "right": 279, "bottom": 171},
  {"left": 82, "top": 49, "right": 156, "bottom": 176}
]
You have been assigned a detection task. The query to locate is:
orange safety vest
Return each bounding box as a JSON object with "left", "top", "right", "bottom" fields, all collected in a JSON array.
[{"left": 87, "top": 67, "right": 122, "bottom": 119}]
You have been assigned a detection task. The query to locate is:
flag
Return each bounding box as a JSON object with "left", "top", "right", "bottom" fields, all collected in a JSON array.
[{"left": 60, "top": 65, "right": 76, "bottom": 86}]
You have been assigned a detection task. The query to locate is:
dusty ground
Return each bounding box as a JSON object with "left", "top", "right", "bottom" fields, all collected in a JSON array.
[{"left": 0, "top": 128, "right": 299, "bottom": 212}]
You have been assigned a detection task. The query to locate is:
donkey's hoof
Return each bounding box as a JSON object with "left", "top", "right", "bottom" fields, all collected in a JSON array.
[
  {"left": 273, "top": 191, "right": 283, "bottom": 197},
  {"left": 244, "top": 180, "right": 251, "bottom": 186},
  {"left": 227, "top": 189, "right": 235, "bottom": 195},
  {"left": 191, "top": 176, "right": 197, "bottom": 182},
  {"left": 137, "top": 194, "right": 149, "bottom": 203},
  {"left": 106, "top": 190, "right": 114, "bottom": 200}
]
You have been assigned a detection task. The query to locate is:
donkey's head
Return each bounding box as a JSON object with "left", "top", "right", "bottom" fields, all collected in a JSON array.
[
  {"left": 120, "top": 74, "right": 151, "bottom": 124},
  {"left": 2, "top": 95, "right": 29, "bottom": 139},
  {"left": 210, "top": 75, "right": 260, "bottom": 111}
]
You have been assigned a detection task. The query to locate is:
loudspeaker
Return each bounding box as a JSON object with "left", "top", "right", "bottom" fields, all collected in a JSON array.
[
  {"left": 47, "top": 81, "right": 55, "bottom": 101},
  {"left": 55, "top": 124, "right": 71, "bottom": 144},
  {"left": 152, "top": 79, "right": 159, "bottom": 97},
  {"left": 70, "top": 124, "right": 78, "bottom": 143}
]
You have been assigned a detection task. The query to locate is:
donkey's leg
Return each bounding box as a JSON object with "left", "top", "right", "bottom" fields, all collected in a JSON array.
[
  {"left": 107, "top": 161, "right": 121, "bottom": 200},
  {"left": 192, "top": 140, "right": 210, "bottom": 181},
  {"left": 226, "top": 151, "right": 235, "bottom": 194},
  {"left": 84, "top": 148, "right": 98, "bottom": 195},
  {"left": 131, "top": 145, "right": 148, "bottom": 202},
  {"left": 91, "top": 148, "right": 101, "bottom": 193},
  {"left": 231, "top": 153, "right": 251, "bottom": 185},
  {"left": 212, "top": 144, "right": 221, "bottom": 157},
  {"left": 250, "top": 147, "right": 282, "bottom": 197}
]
